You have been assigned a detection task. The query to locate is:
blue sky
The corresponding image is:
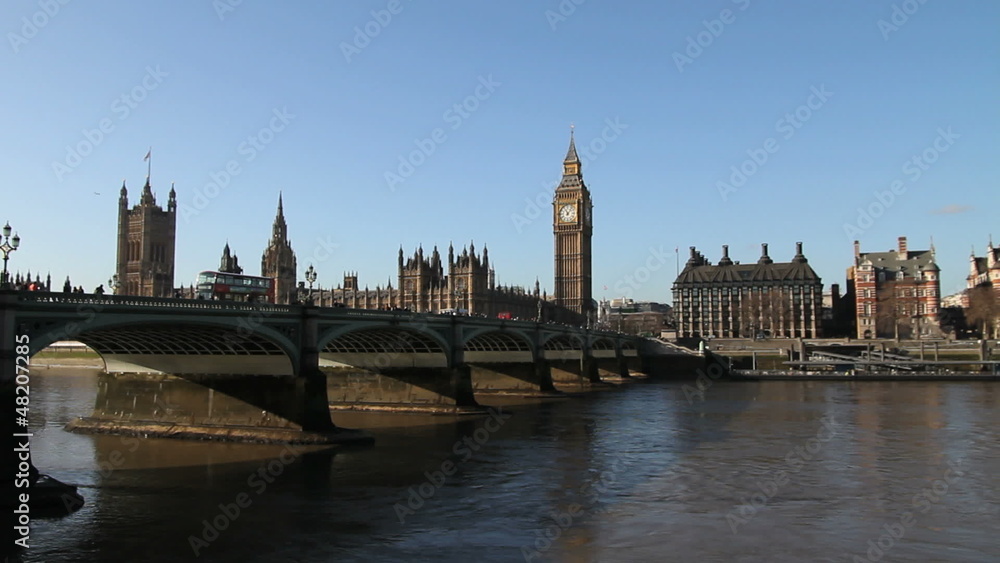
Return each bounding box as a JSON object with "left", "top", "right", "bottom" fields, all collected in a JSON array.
[{"left": 1, "top": 0, "right": 997, "bottom": 301}]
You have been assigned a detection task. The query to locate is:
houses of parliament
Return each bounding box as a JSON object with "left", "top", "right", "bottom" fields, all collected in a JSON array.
[{"left": 115, "top": 132, "right": 596, "bottom": 325}]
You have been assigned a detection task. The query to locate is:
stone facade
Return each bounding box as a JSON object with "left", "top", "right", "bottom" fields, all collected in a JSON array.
[
  {"left": 672, "top": 243, "right": 823, "bottom": 339},
  {"left": 845, "top": 236, "right": 941, "bottom": 339},
  {"left": 315, "top": 243, "right": 546, "bottom": 320},
  {"left": 218, "top": 243, "right": 243, "bottom": 274},
  {"left": 115, "top": 177, "right": 176, "bottom": 297},
  {"left": 553, "top": 130, "right": 594, "bottom": 325},
  {"left": 261, "top": 194, "right": 297, "bottom": 304}
]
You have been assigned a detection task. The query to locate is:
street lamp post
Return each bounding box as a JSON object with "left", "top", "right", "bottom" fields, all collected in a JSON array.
[
  {"left": 108, "top": 274, "right": 119, "bottom": 296},
  {"left": 0, "top": 222, "right": 21, "bottom": 288},
  {"left": 305, "top": 264, "right": 317, "bottom": 305}
]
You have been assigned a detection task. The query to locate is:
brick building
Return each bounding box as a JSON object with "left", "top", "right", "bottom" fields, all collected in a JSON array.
[
  {"left": 672, "top": 242, "right": 823, "bottom": 339},
  {"left": 964, "top": 238, "right": 1000, "bottom": 338},
  {"left": 845, "top": 237, "right": 941, "bottom": 339}
]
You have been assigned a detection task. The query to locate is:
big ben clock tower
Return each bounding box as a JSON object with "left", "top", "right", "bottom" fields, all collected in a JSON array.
[{"left": 553, "top": 128, "right": 593, "bottom": 322}]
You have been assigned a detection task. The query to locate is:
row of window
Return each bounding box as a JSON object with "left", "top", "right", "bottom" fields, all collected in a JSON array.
[
  {"left": 859, "top": 288, "right": 937, "bottom": 298},
  {"left": 675, "top": 286, "right": 819, "bottom": 296},
  {"left": 860, "top": 303, "right": 927, "bottom": 316}
]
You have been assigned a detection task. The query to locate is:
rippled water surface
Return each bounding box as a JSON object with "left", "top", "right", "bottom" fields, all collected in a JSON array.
[{"left": 21, "top": 371, "right": 1000, "bottom": 562}]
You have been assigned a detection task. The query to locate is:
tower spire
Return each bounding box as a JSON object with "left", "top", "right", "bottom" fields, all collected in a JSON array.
[
  {"left": 564, "top": 124, "right": 580, "bottom": 165},
  {"left": 271, "top": 192, "right": 287, "bottom": 242}
]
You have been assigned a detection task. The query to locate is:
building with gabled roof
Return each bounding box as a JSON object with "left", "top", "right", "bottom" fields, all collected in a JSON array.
[
  {"left": 845, "top": 236, "right": 941, "bottom": 339},
  {"left": 672, "top": 242, "right": 823, "bottom": 338}
]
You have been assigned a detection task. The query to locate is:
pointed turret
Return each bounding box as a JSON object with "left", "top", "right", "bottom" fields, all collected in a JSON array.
[
  {"left": 140, "top": 176, "right": 155, "bottom": 206},
  {"left": 168, "top": 182, "right": 177, "bottom": 212},
  {"left": 271, "top": 192, "right": 288, "bottom": 242}
]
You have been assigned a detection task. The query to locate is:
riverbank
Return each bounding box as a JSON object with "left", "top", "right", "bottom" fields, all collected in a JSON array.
[
  {"left": 731, "top": 369, "right": 1000, "bottom": 381},
  {"left": 29, "top": 357, "right": 105, "bottom": 371}
]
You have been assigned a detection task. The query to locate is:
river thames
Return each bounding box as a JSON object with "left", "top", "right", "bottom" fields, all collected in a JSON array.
[{"left": 18, "top": 370, "right": 1000, "bottom": 562}]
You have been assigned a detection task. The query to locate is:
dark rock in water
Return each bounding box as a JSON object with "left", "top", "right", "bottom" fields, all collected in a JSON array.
[{"left": 29, "top": 474, "right": 85, "bottom": 518}]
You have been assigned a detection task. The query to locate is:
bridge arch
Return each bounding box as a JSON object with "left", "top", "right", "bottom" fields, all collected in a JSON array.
[
  {"left": 542, "top": 333, "right": 584, "bottom": 351},
  {"left": 30, "top": 317, "right": 299, "bottom": 375},
  {"left": 318, "top": 324, "right": 451, "bottom": 369},
  {"left": 542, "top": 333, "right": 584, "bottom": 361},
  {"left": 463, "top": 329, "right": 534, "bottom": 363},
  {"left": 590, "top": 337, "right": 616, "bottom": 351}
]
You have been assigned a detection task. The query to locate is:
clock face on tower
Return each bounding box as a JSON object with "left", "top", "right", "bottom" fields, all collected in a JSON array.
[{"left": 559, "top": 204, "right": 577, "bottom": 223}]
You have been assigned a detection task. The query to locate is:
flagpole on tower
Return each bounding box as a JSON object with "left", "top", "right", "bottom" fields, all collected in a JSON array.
[{"left": 144, "top": 147, "right": 152, "bottom": 180}]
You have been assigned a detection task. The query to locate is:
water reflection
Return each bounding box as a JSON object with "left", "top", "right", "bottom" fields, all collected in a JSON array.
[{"left": 19, "top": 371, "right": 1000, "bottom": 562}]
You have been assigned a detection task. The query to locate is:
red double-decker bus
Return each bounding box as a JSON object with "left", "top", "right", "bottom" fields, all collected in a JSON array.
[{"left": 196, "top": 271, "right": 275, "bottom": 303}]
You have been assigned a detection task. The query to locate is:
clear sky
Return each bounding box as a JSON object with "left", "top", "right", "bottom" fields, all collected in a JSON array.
[{"left": 1, "top": 0, "right": 997, "bottom": 301}]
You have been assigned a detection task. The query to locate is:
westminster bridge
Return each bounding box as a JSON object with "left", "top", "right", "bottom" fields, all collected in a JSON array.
[{"left": 1, "top": 291, "right": 702, "bottom": 444}]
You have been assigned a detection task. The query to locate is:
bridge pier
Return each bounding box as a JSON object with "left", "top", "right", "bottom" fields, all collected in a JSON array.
[
  {"left": 66, "top": 371, "right": 371, "bottom": 444},
  {"left": 595, "top": 356, "right": 632, "bottom": 381},
  {"left": 624, "top": 356, "right": 647, "bottom": 377},
  {"left": 549, "top": 356, "right": 606, "bottom": 391},
  {"left": 324, "top": 365, "right": 481, "bottom": 413},
  {"left": 469, "top": 360, "right": 559, "bottom": 397}
]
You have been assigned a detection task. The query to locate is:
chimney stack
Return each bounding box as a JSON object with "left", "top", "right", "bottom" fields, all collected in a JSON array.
[
  {"left": 719, "top": 244, "right": 733, "bottom": 266},
  {"left": 898, "top": 236, "right": 908, "bottom": 258},
  {"left": 758, "top": 243, "right": 773, "bottom": 265}
]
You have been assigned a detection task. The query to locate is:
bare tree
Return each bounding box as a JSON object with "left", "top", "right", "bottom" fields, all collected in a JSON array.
[
  {"left": 874, "top": 281, "right": 910, "bottom": 340},
  {"left": 966, "top": 284, "right": 999, "bottom": 339},
  {"left": 739, "top": 289, "right": 793, "bottom": 338}
]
